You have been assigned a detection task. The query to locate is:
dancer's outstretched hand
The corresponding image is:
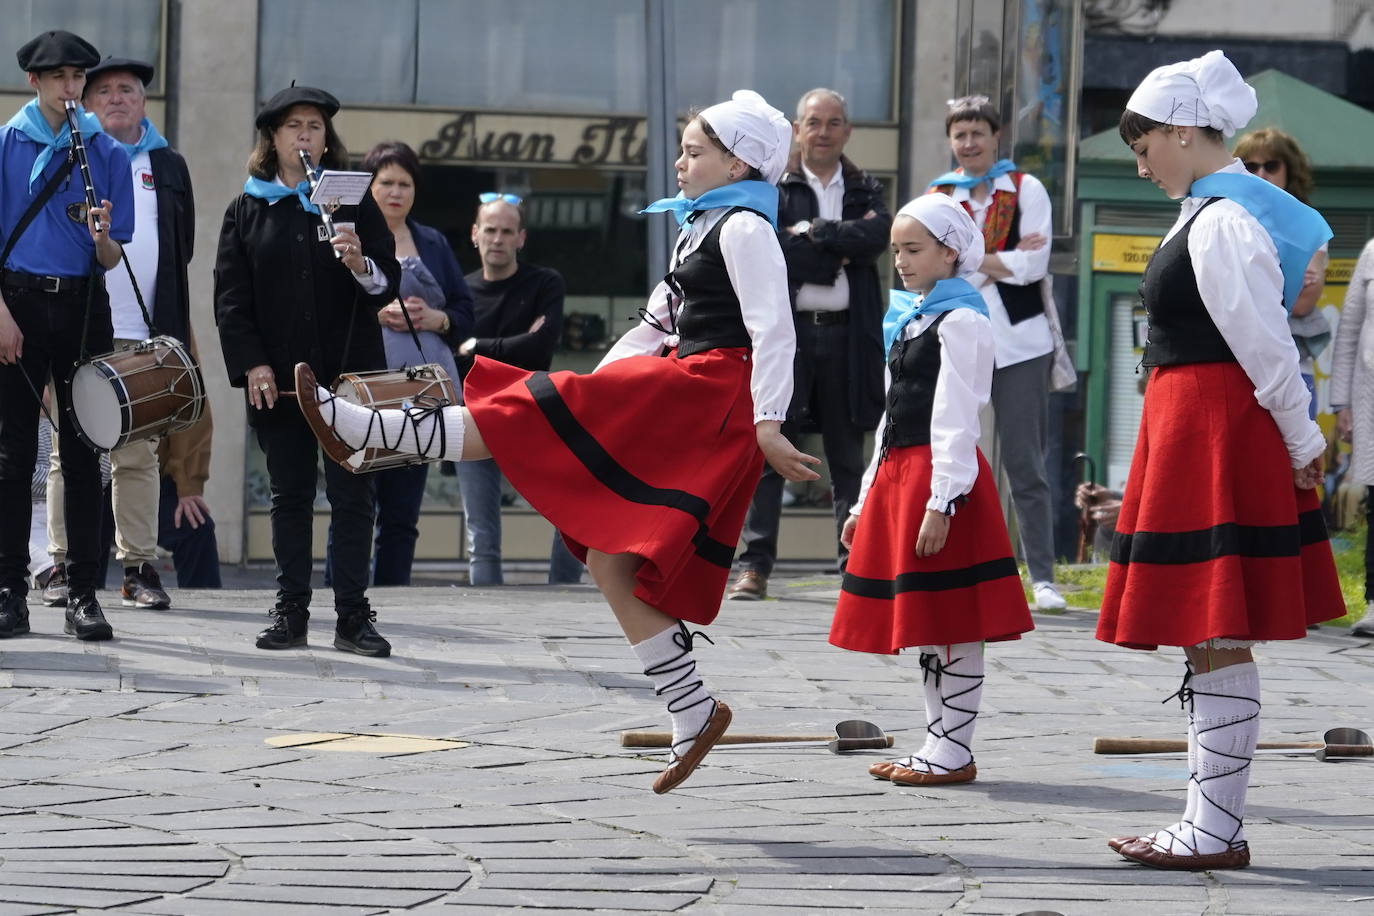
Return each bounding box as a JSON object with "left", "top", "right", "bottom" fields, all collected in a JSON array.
[{"left": 756, "top": 421, "right": 821, "bottom": 482}]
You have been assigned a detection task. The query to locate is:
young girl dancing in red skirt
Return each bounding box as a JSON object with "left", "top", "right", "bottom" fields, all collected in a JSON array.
[
  {"left": 829, "top": 193, "right": 1033, "bottom": 787},
  {"left": 293, "top": 90, "right": 820, "bottom": 795}
]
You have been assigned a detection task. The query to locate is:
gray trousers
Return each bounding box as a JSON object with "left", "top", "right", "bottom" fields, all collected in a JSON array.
[{"left": 991, "top": 352, "right": 1056, "bottom": 583}]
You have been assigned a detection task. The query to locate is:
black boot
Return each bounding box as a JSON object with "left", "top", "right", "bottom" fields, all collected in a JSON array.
[
  {"left": 65, "top": 591, "right": 113, "bottom": 641},
  {"left": 334, "top": 606, "right": 391, "bottom": 657},
  {"left": 0, "top": 588, "right": 30, "bottom": 638},
  {"left": 255, "top": 602, "right": 309, "bottom": 650}
]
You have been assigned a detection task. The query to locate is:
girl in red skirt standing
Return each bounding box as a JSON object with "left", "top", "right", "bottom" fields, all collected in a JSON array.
[
  {"left": 1103, "top": 51, "right": 1341, "bottom": 870},
  {"left": 293, "top": 90, "right": 820, "bottom": 795},
  {"left": 829, "top": 194, "right": 1033, "bottom": 787}
]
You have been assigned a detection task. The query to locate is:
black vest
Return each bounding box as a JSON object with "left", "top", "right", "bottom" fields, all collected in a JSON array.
[
  {"left": 881, "top": 312, "right": 950, "bottom": 452},
  {"left": 995, "top": 201, "right": 1043, "bottom": 324},
  {"left": 1140, "top": 199, "right": 1238, "bottom": 367},
  {"left": 665, "top": 207, "right": 756, "bottom": 357}
]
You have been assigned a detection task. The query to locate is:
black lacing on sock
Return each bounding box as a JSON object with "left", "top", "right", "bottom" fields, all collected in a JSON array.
[
  {"left": 1153, "top": 665, "right": 1256, "bottom": 855},
  {"left": 918, "top": 651, "right": 945, "bottom": 750},
  {"left": 320, "top": 386, "right": 449, "bottom": 459},
  {"left": 905, "top": 650, "right": 982, "bottom": 774},
  {"left": 643, "top": 621, "right": 716, "bottom": 762}
]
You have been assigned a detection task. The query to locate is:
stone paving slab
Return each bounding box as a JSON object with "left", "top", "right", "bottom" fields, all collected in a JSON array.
[{"left": 0, "top": 578, "right": 1370, "bottom": 913}]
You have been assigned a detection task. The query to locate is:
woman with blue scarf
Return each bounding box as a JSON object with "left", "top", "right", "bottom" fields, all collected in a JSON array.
[
  {"left": 214, "top": 85, "right": 400, "bottom": 659},
  {"left": 293, "top": 90, "right": 818, "bottom": 795},
  {"left": 1101, "top": 50, "right": 1343, "bottom": 872},
  {"left": 829, "top": 194, "right": 1033, "bottom": 789}
]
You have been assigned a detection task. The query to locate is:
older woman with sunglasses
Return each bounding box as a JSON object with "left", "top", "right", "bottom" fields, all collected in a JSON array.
[{"left": 1234, "top": 128, "right": 1328, "bottom": 419}]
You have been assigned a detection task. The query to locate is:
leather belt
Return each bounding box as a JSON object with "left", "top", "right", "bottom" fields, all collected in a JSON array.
[
  {"left": 0, "top": 270, "right": 90, "bottom": 295},
  {"left": 802, "top": 309, "right": 849, "bottom": 325}
]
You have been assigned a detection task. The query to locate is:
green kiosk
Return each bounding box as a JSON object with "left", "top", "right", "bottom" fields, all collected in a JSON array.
[{"left": 1075, "top": 70, "right": 1374, "bottom": 492}]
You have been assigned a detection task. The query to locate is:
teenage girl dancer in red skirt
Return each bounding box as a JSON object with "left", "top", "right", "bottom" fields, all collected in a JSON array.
[
  {"left": 293, "top": 90, "right": 819, "bottom": 794},
  {"left": 829, "top": 193, "right": 1033, "bottom": 787},
  {"left": 1103, "top": 51, "right": 1342, "bottom": 870}
]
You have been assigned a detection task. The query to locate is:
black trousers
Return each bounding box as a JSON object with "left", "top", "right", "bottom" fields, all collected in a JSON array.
[
  {"left": 0, "top": 286, "right": 112, "bottom": 595},
  {"left": 738, "top": 320, "right": 866, "bottom": 576},
  {"left": 254, "top": 404, "right": 375, "bottom": 612}
]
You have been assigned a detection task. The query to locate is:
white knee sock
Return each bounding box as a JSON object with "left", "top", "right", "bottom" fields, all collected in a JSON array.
[
  {"left": 1145, "top": 666, "right": 1200, "bottom": 847},
  {"left": 319, "top": 385, "right": 465, "bottom": 460},
  {"left": 901, "top": 643, "right": 983, "bottom": 773},
  {"left": 914, "top": 647, "right": 945, "bottom": 759},
  {"left": 630, "top": 623, "right": 717, "bottom": 762},
  {"left": 1152, "top": 662, "right": 1259, "bottom": 856}
]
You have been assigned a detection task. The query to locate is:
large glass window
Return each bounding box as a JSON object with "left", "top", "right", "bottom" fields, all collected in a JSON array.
[
  {"left": 258, "top": 0, "right": 647, "bottom": 113},
  {"left": 672, "top": 0, "right": 895, "bottom": 121},
  {"left": 0, "top": 0, "right": 162, "bottom": 92}
]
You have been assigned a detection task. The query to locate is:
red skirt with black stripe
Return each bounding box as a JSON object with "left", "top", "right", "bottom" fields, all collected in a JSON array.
[
  {"left": 1097, "top": 362, "right": 1344, "bottom": 650},
  {"left": 463, "top": 347, "right": 762, "bottom": 625},
  {"left": 829, "top": 445, "right": 1033, "bottom": 654}
]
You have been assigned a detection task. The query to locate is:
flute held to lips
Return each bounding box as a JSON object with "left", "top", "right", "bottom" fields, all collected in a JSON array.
[
  {"left": 63, "top": 99, "right": 102, "bottom": 233},
  {"left": 297, "top": 149, "right": 341, "bottom": 258}
]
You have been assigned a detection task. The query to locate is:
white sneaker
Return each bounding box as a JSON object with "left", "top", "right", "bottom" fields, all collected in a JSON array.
[
  {"left": 1352, "top": 602, "right": 1374, "bottom": 638},
  {"left": 1032, "top": 581, "right": 1067, "bottom": 610}
]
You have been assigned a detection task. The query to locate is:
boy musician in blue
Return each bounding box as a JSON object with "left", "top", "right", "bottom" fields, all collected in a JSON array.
[{"left": 0, "top": 30, "right": 134, "bottom": 641}]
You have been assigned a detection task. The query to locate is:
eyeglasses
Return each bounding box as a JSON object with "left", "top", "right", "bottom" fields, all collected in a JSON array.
[
  {"left": 1243, "top": 159, "right": 1282, "bottom": 174},
  {"left": 478, "top": 192, "right": 523, "bottom": 205}
]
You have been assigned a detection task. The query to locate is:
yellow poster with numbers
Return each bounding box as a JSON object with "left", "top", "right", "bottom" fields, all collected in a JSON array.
[{"left": 1092, "top": 234, "right": 1160, "bottom": 273}]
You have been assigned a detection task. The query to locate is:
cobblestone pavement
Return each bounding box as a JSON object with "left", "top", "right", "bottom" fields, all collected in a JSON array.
[{"left": 0, "top": 575, "right": 1371, "bottom": 915}]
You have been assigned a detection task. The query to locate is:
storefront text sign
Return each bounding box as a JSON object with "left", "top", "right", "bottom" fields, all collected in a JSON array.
[{"left": 416, "top": 111, "right": 647, "bottom": 167}]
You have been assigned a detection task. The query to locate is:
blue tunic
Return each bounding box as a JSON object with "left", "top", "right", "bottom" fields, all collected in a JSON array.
[{"left": 0, "top": 122, "right": 134, "bottom": 276}]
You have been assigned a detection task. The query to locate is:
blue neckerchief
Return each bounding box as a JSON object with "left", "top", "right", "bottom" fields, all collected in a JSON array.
[
  {"left": 640, "top": 179, "right": 778, "bottom": 228},
  {"left": 5, "top": 99, "right": 105, "bottom": 189},
  {"left": 243, "top": 175, "right": 319, "bottom": 214},
  {"left": 116, "top": 118, "right": 169, "bottom": 159},
  {"left": 882, "top": 277, "right": 988, "bottom": 354},
  {"left": 1189, "top": 171, "right": 1332, "bottom": 313},
  {"left": 928, "top": 158, "right": 1017, "bottom": 191}
]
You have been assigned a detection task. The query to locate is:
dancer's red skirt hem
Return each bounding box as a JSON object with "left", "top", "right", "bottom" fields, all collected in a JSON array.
[
  {"left": 829, "top": 445, "right": 1033, "bottom": 654},
  {"left": 1097, "top": 362, "right": 1344, "bottom": 650},
  {"left": 463, "top": 348, "right": 762, "bottom": 625}
]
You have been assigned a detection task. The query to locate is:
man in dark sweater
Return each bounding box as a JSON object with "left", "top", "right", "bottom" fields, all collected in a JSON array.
[{"left": 456, "top": 196, "right": 581, "bottom": 584}]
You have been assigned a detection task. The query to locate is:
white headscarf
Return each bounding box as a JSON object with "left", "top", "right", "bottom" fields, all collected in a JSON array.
[
  {"left": 698, "top": 90, "right": 793, "bottom": 186},
  {"left": 896, "top": 195, "right": 984, "bottom": 278},
  {"left": 1125, "top": 49, "right": 1257, "bottom": 138}
]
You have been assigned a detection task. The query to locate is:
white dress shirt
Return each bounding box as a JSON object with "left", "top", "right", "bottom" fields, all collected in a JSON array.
[
  {"left": 852, "top": 307, "right": 995, "bottom": 516},
  {"left": 598, "top": 207, "right": 795, "bottom": 423},
  {"left": 794, "top": 163, "right": 850, "bottom": 312},
  {"left": 1171, "top": 158, "right": 1325, "bottom": 467},
  {"left": 949, "top": 172, "right": 1054, "bottom": 368}
]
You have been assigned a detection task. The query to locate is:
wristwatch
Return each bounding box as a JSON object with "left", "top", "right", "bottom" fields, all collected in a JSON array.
[{"left": 793, "top": 220, "right": 813, "bottom": 236}]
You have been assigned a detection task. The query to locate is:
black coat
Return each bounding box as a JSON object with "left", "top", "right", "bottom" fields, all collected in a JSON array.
[
  {"left": 776, "top": 155, "right": 891, "bottom": 431},
  {"left": 146, "top": 146, "right": 195, "bottom": 343},
  {"left": 213, "top": 186, "right": 399, "bottom": 423}
]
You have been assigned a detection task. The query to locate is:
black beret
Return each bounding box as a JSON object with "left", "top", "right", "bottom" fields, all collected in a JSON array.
[
  {"left": 255, "top": 85, "right": 340, "bottom": 129},
  {"left": 84, "top": 56, "right": 155, "bottom": 90},
  {"left": 17, "top": 30, "right": 99, "bottom": 73}
]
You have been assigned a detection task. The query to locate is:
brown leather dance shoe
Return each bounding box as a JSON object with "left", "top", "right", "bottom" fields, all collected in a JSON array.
[
  {"left": 1118, "top": 839, "right": 1250, "bottom": 871},
  {"left": 889, "top": 761, "right": 977, "bottom": 786},
  {"left": 868, "top": 760, "right": 899, "bottom": 780},
  {"left": 1108, "top": 835, "right": 1143, "bottom": 854},
  {"left": 652, "top": 701, "right": 733, "bottom": 795},
  {"left": 294, "top": 362, "right": 359, "bottom": 470}
]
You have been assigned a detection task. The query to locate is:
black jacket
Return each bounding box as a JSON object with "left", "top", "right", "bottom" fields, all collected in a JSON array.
[
  {"left": 213, "top": 186, "right": 399, "bottom": 421},
  {"left": 463, "top": 261, "right": 565, "bottom": 372},
  {"left": 776, "top": 154, "right": 891, "bottom": 430},
  {"left": 147, "top": 146, "right": 195, "bottom": 343}
]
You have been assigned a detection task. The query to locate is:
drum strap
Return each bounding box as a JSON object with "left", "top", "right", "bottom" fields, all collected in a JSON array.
[
  {"left": 0, "top": 158, "right": 76, "bottom": 426},
  {"left": 117, "top": 247, "right": 159, "bottom": 338}
]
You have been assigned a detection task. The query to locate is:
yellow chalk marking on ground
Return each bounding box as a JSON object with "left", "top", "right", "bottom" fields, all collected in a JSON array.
[{"left": 267, "top": 733, "right": 470, "bottom": 753}]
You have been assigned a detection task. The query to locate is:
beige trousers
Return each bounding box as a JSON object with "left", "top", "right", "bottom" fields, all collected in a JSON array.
[{"left": 48, "top": 339, "right": 161, "bottom": 567}]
